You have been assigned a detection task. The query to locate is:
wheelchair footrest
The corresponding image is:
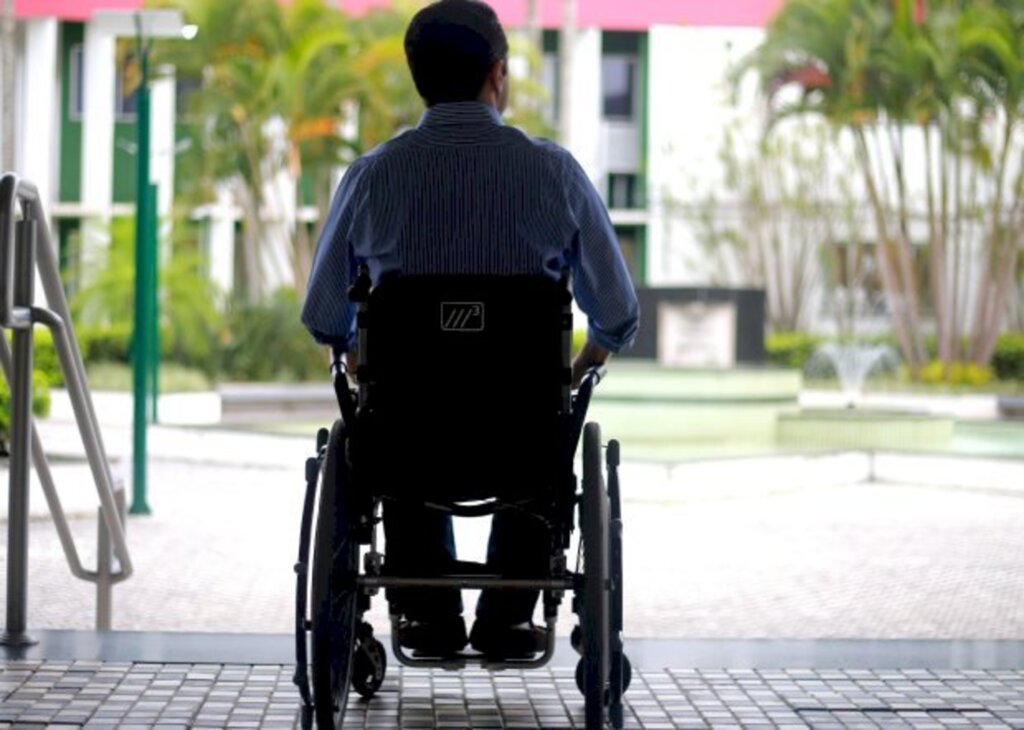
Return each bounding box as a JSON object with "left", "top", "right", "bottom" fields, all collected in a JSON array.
[
  {"left": 367, "top": 560, "right": 573, "bottom": 591},
  {"left": 398, "top": 648, "right": 552, "bottom": 671},
  {"left": 361, "top": 574, "right": 573, "bottom": 590}
]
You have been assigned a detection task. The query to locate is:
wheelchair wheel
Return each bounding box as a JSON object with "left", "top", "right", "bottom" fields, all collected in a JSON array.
[
  {"left": 311, "top": 420, "right": 360, "bottom": 729},
  {"left": 351, "top": 624, "right": 387, "bottom": 699},
  {"left": 580, "top": 422, "right": 610, "bottom": 729}
]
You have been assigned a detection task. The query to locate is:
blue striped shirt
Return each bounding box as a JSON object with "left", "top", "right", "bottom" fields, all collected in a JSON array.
[{"left": 301, "top": 101, "right": 640, "bottom": 352}]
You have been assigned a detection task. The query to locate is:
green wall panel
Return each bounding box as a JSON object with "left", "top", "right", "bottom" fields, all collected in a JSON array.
[{"left": 58, "top": 22, "right": 83, "bottom": 203}]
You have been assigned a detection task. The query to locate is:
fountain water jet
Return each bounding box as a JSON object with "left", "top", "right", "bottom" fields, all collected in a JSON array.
[{"left": 805, "top": 343, "right": 901, "bottom": 407}]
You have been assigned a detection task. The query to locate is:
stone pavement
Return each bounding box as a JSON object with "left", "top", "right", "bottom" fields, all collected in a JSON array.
[
  {"left": 3, "top": 659, "right": 1024, "bottom": 728},
  {"left": 2, "top": 421, "right": 1024, "bottom": 638}
]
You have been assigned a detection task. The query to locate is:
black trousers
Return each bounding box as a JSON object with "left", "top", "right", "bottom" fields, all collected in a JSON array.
[{"left": 383, "top": 502, "right": 551, "bottom": 625}]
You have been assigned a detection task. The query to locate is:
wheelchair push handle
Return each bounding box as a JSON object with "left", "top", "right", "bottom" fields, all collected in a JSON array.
[{"left": 330, "top": 348, "right": 358, "bottom": 427}]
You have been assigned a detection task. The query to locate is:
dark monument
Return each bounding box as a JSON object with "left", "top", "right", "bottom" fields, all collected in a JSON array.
[{"left": 619, "top": 287, "right": 766, "bottom": 366}]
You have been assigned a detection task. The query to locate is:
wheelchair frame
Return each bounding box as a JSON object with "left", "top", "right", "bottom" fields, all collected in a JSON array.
[{"left": 292, "top": 269, "right": 629, "bottom": 729}]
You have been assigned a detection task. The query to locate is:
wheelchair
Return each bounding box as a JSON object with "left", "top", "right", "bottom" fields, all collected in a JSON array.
[{"left": 292, "top": 268, "right": 630, "bottom": 729}]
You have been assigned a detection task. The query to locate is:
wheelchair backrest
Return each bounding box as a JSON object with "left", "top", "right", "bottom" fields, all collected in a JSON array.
[{"left": 355, "top": 275, "right": 573, "bottom": 502}]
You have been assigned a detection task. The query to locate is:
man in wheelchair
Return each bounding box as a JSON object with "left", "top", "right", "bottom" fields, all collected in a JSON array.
[{"left": 298, "top": 0, "right": 638, "bottom": 726}]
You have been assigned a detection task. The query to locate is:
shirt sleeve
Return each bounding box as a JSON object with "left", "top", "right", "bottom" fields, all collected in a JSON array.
[
  {"left": 300, "top": 158, "right": 372, "bottom": 350},
  {"left": 563, "top": 153, "right": 640, "bottom": 353}
]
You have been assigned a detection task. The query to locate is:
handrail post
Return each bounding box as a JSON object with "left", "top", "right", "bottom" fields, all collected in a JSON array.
[
  {"left": 96, "top": 484, "right": 126, "bottom": 631},
  {"left": 2, "top": 216, "right": 38, "bottom": 647}
]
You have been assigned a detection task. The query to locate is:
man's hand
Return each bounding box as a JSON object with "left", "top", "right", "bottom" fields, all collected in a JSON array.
[
  {"left": 329, "top": 346, "right": 359, "bottom": 383},
  {"left": 572, "top": 340, "right": 611, "bottom": 389}
]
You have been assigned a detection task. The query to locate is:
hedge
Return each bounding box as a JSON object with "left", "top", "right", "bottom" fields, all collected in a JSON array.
[
  {"left": 993, "top": 333, "right": 1024, "bottom": 381},
  {"left": 765, "top": 332, "right": 823, "bottom": 369},
  {"left": 768, "top": 330, "right": 1024, "bottom": 381}
]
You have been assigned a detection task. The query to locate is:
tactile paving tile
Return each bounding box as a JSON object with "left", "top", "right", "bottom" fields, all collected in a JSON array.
[{"left": 1, "top": 661, "right": 1023, "bottom": 728}]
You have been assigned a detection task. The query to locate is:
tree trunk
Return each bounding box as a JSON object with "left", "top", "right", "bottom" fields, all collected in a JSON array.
[
  {"left": 854, "top": 127, "right": 921, "bottom": 372},
  {"left": 924, "top": 124, "right": 951, "bottom": 363},
  {"left": 969, "top": 119, "right": 1014, "bottom": 362},
  {"left": 885, "top": 123, "right": 927, "bottom": 365}
]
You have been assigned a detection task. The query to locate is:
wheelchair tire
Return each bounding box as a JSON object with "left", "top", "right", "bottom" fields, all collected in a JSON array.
[
  {"left": 576, "top": 653, "right": 631, "bottom": 697},
  {"left": 580, "top": 422, "right": 610, "bottom": 729},
  {"left": 311, "top": 420, "right": 360, "bottom": 729}
]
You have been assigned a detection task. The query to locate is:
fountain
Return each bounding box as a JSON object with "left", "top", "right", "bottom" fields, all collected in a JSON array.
[
  {"left": 806, "top": 343, "right": 901, "bottom": 408},
  {"left": 776, "top": 342, "right": 955, "bottom": 452}
]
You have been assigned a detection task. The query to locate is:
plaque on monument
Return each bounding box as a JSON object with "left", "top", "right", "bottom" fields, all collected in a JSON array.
[{"left": 657, "top": 301, "right": 737, "bottom": 368}]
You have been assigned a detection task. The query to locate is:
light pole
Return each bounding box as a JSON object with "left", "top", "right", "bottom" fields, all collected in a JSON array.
[{"left": 92, "top": 10, "right": 195, "bottom": 516}]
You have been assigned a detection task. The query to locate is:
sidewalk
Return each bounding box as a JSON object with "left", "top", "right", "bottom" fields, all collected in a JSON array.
[{"left": 3, "top": 420, "right": 1024, "bottom": 639}]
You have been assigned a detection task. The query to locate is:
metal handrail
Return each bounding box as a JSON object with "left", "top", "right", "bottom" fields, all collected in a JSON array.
[{"left": 1, "top": 172, "right": 134, "bottom": 645}]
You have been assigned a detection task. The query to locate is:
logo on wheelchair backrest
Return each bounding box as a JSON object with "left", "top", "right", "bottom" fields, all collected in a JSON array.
[{"left": 440, "top": 302, "right": 485, "bottom": 332}]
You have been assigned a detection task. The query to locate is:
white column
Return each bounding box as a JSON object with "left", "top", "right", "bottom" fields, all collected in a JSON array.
[
  {"left": 150, "top": 65, "right": 176, "bottom": 266},
  {"left": 80, "top": 21, "right": 115, "bottom": 215},
  {"left": 150, "top": 65, "right": 176, "bottom": 221},
  {"left": 208, "top": 183, "right": 236, "bottom": 297},
  {"left": 260, "top": 116, "right": 294, "bottom": 293},
  {"left": 17, "top": 19, "right": 59, "bottom": 211},
  {"left": 79, "top": 20, "right": 115, "bottom": 270},
  {"left": 566, "top": 27, "right": 601, "bottom": 185}
]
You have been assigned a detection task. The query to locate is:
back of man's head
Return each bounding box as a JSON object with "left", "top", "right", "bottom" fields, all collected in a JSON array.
[{"left": 405, "top": 0, "right": 509, "bottom": 107}]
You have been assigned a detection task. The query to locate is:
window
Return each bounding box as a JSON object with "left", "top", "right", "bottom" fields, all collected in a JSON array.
[
  {"left": 68, "top": 44, "right": 84, "bottom": 120},
  {"left": 614, "top": 225, "right": 644, "bottom": 285},
  {"left": 541, "top": 52, "right": 559, "bottom": 124},
  {"left": 115, "top": 49, "right": 139, "bottom": 121},
  {"left": 607, "top": 173, "right": 638, "bottom": 209},
  {"left": 602, "top": 55, "right": 637, "bottom": 120},
  {"left": 541, "top": 30, "right": 560, "bottom": 125}
]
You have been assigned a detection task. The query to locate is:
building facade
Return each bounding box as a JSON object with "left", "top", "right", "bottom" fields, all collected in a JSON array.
[{"left": 7, "top": 0, "right": 785, "bottom": 299}]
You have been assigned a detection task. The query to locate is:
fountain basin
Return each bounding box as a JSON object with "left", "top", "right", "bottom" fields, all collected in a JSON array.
[
  {"left": 777, "top": 409, "right": 954, "bottom": 452},
  {"left": 587, "top": 362, "right": 801, "bottom": 451}
]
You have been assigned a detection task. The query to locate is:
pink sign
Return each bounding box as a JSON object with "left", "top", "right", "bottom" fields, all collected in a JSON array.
[
  {"left": 340, "top": 0, "right": 781, "bottom": 28},
  {"left": 15, "top": 0, "right": 142, "bottom": 21},
  {"left": 17, "top": 0, "right": 780, "bottom": 28}
]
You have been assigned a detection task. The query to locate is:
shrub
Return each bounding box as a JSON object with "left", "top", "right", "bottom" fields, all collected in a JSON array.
[
  {"left": 76, "top": 324, "right": 132, "bottom": 364},
  {"left": 0, "top": 369, "right": 52, "bottom": 450},
  {"left": 32, "top": 328, "right": 63, "bottom": 387},
  {"left": 918, "top": 360, "right": 994, "bottom": 387},
  {"left": 766, "top": 331, "right": 822, "bottom": 369},
  {"left": 992, "top": 333, "right": 1024, "bottom": 381},
  {"left": 69, "top": 216, "right": 224, "bottom": 377},
  {"left": 2, "top": 329, "right": 63, "bottom": 387},
  {"left": 221, "top": 289, "right": 326, "bottom": 382}
]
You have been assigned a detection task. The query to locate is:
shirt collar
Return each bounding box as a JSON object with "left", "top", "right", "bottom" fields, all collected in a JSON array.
[{"left": 418, "top": 101, "right": 504, "bottom": 129}]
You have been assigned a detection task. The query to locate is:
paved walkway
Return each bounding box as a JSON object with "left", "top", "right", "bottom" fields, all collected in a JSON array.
[
  {"left": 2, "top": 422, "right": 1024, "bottom": 639},
  {"left": 2, "top": 659, "right": 1024, "bottom": 728}
]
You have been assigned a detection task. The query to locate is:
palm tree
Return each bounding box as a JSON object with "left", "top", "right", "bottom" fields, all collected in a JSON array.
[
  {"left": 158, "top": 0, "right": 288, "bottom": 301},
  {"left": 744, "top": 0, "right": 1024, "bottom": 374}
]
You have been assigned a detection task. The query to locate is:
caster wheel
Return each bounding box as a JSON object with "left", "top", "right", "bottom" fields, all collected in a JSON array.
[
  {"left": 570, "top": 625, "right": 582, "bottom": 654},
  {"left": 352, "top": 637, "right": 387, "bottom": 699},
  {"left": 575, "top": 653, "right": 632, "bottom": 696}
]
